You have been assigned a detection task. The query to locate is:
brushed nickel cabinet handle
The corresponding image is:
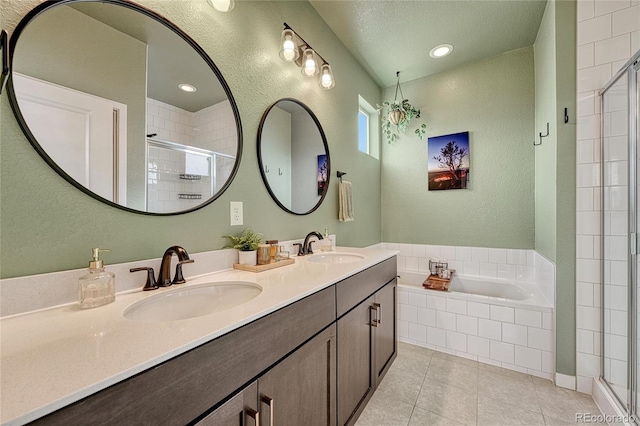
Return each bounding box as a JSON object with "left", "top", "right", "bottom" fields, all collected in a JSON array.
[
  {"left": 369, "top": 305, "right": 378, "bottom": 327},
  {"left": 261, "top": 395, "right": 274, "bottom": 426},
  {"left": 373, "top": 303, "right": 382, "bottom": 325},
  {"left": 245, "top": 407, "right": 259, "bottom": 426}
]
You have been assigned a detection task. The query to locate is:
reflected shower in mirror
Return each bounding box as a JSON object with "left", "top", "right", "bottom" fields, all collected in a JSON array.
[
  {"left": 8, "top": 0, "right": 242, "bottom": 215},
  {"left": 258, "top": 99, "right": 330, "bottom": 215}
]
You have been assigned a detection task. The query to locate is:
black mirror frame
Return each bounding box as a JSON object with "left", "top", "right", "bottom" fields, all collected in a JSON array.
[
  {"left": 6, "top": 0, "right": 243, "bottom": 216},
  {"left": 257, "top": 98, "right": 330, "bottom": 216}
]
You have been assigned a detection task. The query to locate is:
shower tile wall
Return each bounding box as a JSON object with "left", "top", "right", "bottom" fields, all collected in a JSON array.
[
  {"left": 147, "top": 147, "right": 211, "bottom": 212},
  {"left": 576, "top": 0, "right": 639, "bottom": 394},
  {"left": 146, "top": 98, "right": 236, "bottom": 212}
]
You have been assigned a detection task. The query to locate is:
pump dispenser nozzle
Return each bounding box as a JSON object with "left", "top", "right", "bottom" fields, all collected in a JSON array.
[{"left": 89, "top": 248, "right": 110, "bottom": 269}]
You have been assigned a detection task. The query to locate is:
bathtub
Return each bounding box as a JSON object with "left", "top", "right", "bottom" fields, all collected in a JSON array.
[
  {"left": 396, "top": 270, "right": 555, "bottom": 380},
  {"left": 398, "top": 271, "right": 550, "bottom": 306}
]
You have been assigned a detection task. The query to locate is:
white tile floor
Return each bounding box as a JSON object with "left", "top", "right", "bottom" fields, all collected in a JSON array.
[{"left": 356, "top": 342, "right": 605, "bottom": 426}]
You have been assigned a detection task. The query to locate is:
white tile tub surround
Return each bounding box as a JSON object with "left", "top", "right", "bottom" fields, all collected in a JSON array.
[
  {"left": 576, "top": 0, "right": 640, "bottom": 396},
  {"left": 0, "top": 235, "right": 336, "bottom": 317},
  {"left": 397, "top": 281, "right": 555, "bottom": 380},
  {"left": 381, "top": 243, "right": 554, "bottom": 299}
]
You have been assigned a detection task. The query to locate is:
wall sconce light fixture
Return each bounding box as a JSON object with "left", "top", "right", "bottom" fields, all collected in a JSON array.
[{"left": 279, "top": 23, "right": 335, "bottom": 90}]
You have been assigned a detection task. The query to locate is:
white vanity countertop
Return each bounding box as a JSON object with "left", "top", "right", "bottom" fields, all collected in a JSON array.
[{"left": 0, "top": 247, "right": 397, "bottom": 426}]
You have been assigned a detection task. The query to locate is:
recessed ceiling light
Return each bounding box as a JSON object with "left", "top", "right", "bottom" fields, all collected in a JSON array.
[
  {"left": 429, "top": 44, "right": 453, "bottom": 58},
  {"left": 178, "top": 83, "right": 197, "bottom": 93}
]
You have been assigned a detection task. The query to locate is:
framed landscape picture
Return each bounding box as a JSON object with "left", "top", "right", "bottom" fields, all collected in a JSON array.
[
  {"left": 428, "top": 132, "right": 470, "bottom": 191},
  {"left": 317, "top": 154, "right": 327, "bottom": 196}
]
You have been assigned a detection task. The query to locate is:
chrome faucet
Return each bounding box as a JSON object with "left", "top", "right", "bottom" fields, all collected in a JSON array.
[
  {"left": 130, "top": 246, "right": 194, "bottom": 291},
  {"left": 295, "top": 231, "right": 324, "bottom": 256}
]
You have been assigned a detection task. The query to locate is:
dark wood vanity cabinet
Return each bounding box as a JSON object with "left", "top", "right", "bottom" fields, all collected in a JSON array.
[
  {"left": 373, "top": 280, "right": 397, "bottom": 385},
  {"left": 197, "top": 382, "right": 259, "bottom": 426},
  {"left": 337, "top": 294, "right": 375, "bottom": 425},
  {"left": 336, "top": 279, "right": 397, "bottom": 426},
  {"left": 258, "top": 325, "right": 336, "bottom": 426},
  {"left": 30, "top": 257, "right": 396, "bottom": 426},
  {"left": 199, "top": 325, "right": 336, "bottom": 426}
]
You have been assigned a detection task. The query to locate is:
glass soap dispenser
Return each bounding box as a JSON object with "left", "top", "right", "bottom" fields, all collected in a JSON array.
[
  {"left": 320, "top": 228, "right": 333, "bottom": 252},
  {"left": 78, "top": 248, "right": 115, "bottom": 309}
]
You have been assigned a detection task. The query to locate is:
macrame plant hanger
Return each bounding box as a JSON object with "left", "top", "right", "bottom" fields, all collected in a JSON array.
[{"left": 389, "top": 71, "right": 406, "bottom": 125}]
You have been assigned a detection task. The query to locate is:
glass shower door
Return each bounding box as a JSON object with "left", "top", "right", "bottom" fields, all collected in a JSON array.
[{"left": 602, "top": 71, "right": 630, "bottom": 407}]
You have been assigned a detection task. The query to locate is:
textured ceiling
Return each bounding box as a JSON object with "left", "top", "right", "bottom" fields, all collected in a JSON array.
[
  {"left": 309, "top": 0, "right": 548, "bottom": 88},
  {"left": 72, "top": 2, "right": 228, "bottom": 112}
]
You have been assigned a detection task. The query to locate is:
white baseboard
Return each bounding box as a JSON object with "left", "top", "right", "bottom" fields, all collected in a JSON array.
[
  {"left": 593, "top": 378, "right": 632, "bottom": 425},
  {"left": 556, "top": 373, "right": 576, "bottom": 390}
]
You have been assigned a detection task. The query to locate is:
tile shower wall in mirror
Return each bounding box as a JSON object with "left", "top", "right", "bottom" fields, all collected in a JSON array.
[{"left": 145, "top": 98, "right": 236, "bottom": 213}]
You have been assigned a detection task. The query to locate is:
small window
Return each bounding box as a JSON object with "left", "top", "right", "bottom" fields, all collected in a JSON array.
[
  {"left": 358, "top": 109, "right": 369, "bottom": 154},
  {"left": 358, "top": 95, "right": 379, "bottom": 159}
]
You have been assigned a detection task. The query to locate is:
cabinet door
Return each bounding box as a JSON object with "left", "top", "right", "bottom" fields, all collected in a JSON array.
[
  {"left": 337, "top": 296, "right": 375, "bottom": 426},
  {"left": 196, "top": 382, "right": 258, "bottom": 426},
  {"left": 374, "top": 280, "right": 397, "bottom": 385},
  {"left": 258, "top": 325, "right": 336, "bottom": 426}
]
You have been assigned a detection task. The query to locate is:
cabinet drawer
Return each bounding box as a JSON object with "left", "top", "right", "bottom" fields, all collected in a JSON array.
[
  {"left": 336, "top": 257, "right": 397, "bottom": 317},
  {"left": 33, "top": 286, "right": 336, "bottom": 426}
]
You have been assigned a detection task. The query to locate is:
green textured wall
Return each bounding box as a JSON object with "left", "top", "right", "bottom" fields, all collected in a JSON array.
[
  {"left": 554, "top": 0, "right": 577, "bottom": 378},
  {"left": 534, "top": 1, "right": 557, "bottom": 263},
  {"left": 534, "top": 0, "right": 577, "bottom": 377},
  {"left": 0, "top": 0, "right": 382, "bottom": 278},
  {"left": 381, "top": 47, "right": 535, "bottom": 249}
]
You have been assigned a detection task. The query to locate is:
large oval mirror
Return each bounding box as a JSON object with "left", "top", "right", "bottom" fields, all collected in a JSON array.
[
  {"left": 257, "top": 99, "right": 330, "bottom": 215},
  {"left": 7, "top": 0, "right": 242, "bottom": 215}
]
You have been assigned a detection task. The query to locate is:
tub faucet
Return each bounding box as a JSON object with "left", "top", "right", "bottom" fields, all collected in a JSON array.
[
  {"left": 157, "top": 246, "right": 193, "bottom": 287},
  {"left": 298, "top": 231, "right": 324, "bottom": 256}
]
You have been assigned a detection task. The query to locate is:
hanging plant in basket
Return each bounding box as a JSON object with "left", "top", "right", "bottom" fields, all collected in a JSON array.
[{"left": 377, "top": 72, "right": 427, "bottom": 144}]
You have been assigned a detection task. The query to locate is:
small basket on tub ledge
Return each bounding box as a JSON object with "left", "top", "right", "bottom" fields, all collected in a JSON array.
[{"left": 422, "top": 259, "right": 456, "bottom": 291}]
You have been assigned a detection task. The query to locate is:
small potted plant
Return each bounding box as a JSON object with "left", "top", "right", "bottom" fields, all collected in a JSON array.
[{"left": 224, "top": 229, "right": 263, "bottom": 266}]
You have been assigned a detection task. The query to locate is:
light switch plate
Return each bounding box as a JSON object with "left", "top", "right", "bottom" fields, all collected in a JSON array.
[{"left": 230, "top": 202, "right": 243, "bottom": 226}]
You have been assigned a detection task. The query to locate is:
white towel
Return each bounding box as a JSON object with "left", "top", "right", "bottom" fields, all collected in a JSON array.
[{"left": 339, "top": 181, "right": 354, "bottom": 222}]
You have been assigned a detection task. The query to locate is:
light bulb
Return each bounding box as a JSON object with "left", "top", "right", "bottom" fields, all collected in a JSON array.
[
  {"left": 207, "top": 0, "right": 234, "bottom": 12},
  {"left": 301, "top": 48, "right": 318, "bottom": 77},
  {"left": 279, "top": 29, "right": 299, "bottom": 62},
  {"left": 304, "top": 59, "right": 317, "bottom": 76},
  {"left": 319, "top": 64, "right": 335, "bottom": 89},
  {"left": 282, "top": 37, "right": 296, "bottom": 61}
]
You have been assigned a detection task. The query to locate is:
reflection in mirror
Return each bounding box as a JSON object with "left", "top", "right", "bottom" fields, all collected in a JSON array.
[
  {"left": 258, "top": 99, "right": 330, "bottom": 215},
  {"left": 8, "top": 0, "right": 241, "bottom": 215}
]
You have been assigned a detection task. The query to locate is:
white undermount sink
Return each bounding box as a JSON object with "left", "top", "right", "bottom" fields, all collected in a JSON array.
[
  {"left": 306, "top": 252, "right": 365, "bottom": 264},
  {"left": 123, "top": 281, "right": 262, "bottom": 322}
]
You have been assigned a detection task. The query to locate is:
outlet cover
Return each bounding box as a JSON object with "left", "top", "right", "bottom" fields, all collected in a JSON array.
[{"left": 230, "top": 201, "right": 243, "bottom": 226}]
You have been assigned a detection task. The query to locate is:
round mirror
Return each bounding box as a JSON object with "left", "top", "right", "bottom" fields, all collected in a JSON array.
[
  {"left": 7, "top": 0, "right": 242, "bottom": 215},
  {"left": 257, "top": 99, "right": 330, "bottom": 215}
]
